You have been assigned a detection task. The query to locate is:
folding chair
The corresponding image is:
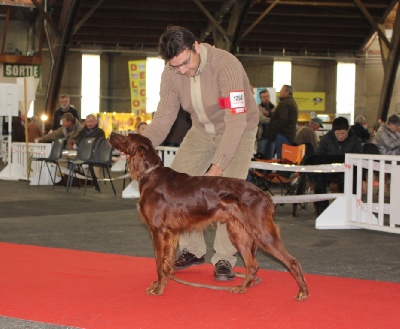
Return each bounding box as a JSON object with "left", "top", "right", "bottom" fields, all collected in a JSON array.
[
  {"left": 66, "top": 137, "right": 96, "bottom": 192},
  {"left": 29, "top": 138, "right": 65, "bottom": 188},
  {"left": 250, "top": 144, "right": 306, "bottom": 197},
  {"left": 83, "top": 138, "right": 116, "bottom": 195}
]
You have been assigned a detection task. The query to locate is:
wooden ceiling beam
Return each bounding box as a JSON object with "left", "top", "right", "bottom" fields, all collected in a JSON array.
[
  {"left": 73, "top": 0, "right": 104, "bottom": 35},
  {"left": 354, "top": 0, "right": 391, "bottom": 49},
  {"left": 192, "top": 0, "right": 229, "bottom": 42},
  {"left": 264, "top": 0, "right": 387, "bottom": 8},
  {"left": 242, "top": 0, "right": 281, "bottom": 38}
]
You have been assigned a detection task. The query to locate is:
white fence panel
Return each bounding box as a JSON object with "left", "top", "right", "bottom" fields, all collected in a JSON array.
[{"left": 0, "top": 142, "right": 53, "bottom": 184}]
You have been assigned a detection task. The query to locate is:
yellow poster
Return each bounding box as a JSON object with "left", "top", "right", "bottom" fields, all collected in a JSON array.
[
  {"left": 98, "top": 112, "right": 152, "bottom": 138},
  {"left": 128, "top": 60, "right": 146, "bottom": 114},
  {"left": 294, "top": 92, "right": 325, "bottom": 112}
]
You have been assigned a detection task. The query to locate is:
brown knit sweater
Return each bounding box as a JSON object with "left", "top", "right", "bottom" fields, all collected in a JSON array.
[{"left": 143, "top": 43, "right": 258, "bottom": 170}]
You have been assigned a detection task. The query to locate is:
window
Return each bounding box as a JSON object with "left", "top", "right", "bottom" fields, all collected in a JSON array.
[
  {"left": 336, "top": 62, "right": 355, "bottom": 123},
  {"left": 81, "top": 54, "right": 100, "bottom": 118},
  {"left": 146, "top": 57, "right": 164, "bottom": 113},
  {"left": 273, "top": 61, "right": 292, "bottom": 91}
]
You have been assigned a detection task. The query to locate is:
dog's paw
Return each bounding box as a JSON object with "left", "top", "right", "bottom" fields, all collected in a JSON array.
[
  {"left": 230, "top": 286, "right": 247, "bottom": 294},
  {"left": 295, "top": 289, "right": 308, "bottom": 301},
  {"left": 146, "top": 281, "right": 165, "bottom": 295}
]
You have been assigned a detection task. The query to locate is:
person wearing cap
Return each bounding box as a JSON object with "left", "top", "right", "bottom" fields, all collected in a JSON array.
[
  {"left": 294, "top": 117, "right": 323, "bottom": 152},
  {"left": 373, "top": 114, "right": 400, "bottom": 155}
]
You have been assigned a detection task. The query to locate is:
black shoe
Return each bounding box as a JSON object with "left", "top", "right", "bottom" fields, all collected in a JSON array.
[
  {"left": 214, "top": 260, "right": 235, "bottom": 281},
  {"left": 174, "top": 248, "right": 205, "bottom": 270}
]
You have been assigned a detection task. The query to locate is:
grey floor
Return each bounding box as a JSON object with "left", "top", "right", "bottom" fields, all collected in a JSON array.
[{"left": 0, "top": 174, "right": 400, "bottom": 328}]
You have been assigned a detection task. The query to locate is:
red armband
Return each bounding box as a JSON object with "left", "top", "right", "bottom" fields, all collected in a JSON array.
[{"left": 219, "top": 90, "right": 246, "bottom": 114}]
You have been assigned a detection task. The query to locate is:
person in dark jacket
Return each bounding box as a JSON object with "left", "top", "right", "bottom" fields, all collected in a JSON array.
[
  {"left": 12, "top": 111, "right": 25, "bottom": 142},
  {"left": 160, "top": 106, "right": 192, "bottom": 147},
  {"left": 52, "top": 94, "right": 79, "bottom": 130},
  {"left": 350, "top": 115, "right": 370, "bottom": 143},
  {"left": 256, "top": 89, "right": 275, "bottom": 159},
  {"left": 75, "top": 114, "right": 105, "bottom": 146},
  {"left": 267, "top": 85, "right": 298, "bottom": 159},
  {"left": 306, "top": 116, "right": 363, "bottom": 215}
]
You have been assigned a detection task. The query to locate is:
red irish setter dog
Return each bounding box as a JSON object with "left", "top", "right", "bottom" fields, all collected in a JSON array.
[{"left": 109, "top": 133, "right": 308, "bottom": 300}]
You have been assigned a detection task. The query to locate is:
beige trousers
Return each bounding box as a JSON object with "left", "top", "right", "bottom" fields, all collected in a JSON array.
[{"left": 170, "top": 126, "right": 257, "bottom": 266}]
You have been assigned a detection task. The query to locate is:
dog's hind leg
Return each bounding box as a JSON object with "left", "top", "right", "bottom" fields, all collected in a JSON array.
[
  {"left": 146, "top": 228, "right": 179, "bottom": 296},
  {"left": 258, "top": 221, "right": 309, "bottom": 300},
  {"left": 226, "top": 221, "right": 259, "bottom": 294}
]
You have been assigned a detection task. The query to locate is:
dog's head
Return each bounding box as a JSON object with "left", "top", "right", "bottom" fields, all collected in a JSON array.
[
  {"left": 109, "top": 132, "right": 162, "bottom": 180},
  {"left": 109, "top": 132, "right": 153, "bottom": 155}
]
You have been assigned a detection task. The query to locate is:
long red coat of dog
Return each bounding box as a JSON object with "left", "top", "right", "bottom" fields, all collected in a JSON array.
[{"left": 109, "top": 133, "right": 309, "bottom": 300}]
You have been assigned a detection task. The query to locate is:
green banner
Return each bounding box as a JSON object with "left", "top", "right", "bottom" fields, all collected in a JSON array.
[{"left": 3, "top": 64, "right": 41, "bottom": 78}]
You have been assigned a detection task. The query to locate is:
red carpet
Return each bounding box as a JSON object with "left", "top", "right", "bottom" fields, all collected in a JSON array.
[{"left": 0, "top": 242, "right": 399, "bottom": 329}]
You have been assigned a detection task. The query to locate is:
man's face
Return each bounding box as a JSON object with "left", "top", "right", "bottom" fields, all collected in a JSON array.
[
  {"left": 168, "top": 42, "right": 200, "bottom": 78},
  {"left": 310, "top": 122, "right": 320, "bottom": 131},
  {"left": 387, "top": 122, "right": 399, "bottom": 133},
  {"left": 137, "top": 124, "right": 147, "bottom": 135},
  {"left": 62, "top": 118, "right": 73, "bottom": 129},
  {"left": 59, "top": 97, "right": 70, "bottom": 109},
  {"left": 279, "top": 86, "right": 289, "bottom": 99},
  {"left": 85, "top": 117, "right": 97, "bottom": 129},
  {"left": 260, "top": 92, "right": 270, "bottom": 104},
  {"left": 334, "top": 129, "right": 349, "bottom": 142}
]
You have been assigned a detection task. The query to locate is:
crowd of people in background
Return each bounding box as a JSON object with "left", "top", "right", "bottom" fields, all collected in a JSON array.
[{"left": 6, "top": 48, "right": 400, "bottom": 222}]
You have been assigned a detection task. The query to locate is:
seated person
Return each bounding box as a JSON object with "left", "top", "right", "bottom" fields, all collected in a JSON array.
[
  {"left": 136, "top": 122, "right": 148, "bottom": 135},
  {"left": 350, "top": 115, "right": 371, "bottom": 143},
  {"left": 372, "top": 114, "right": 400, "bottom": 155},
  {"left": 305, "top": 116, "right": 363, "bottom": 216},
  {"left": 75, "top": 114, "right": 105, "bottom": 146},
  {"left": 36, "top": 113, "right": 82, "bottom": 150},
  {"left": 294, "top": 117, "right": 323, "bottom": 152}
]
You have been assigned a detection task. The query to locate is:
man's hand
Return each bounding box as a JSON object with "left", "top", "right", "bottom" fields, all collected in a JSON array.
[{"left": 204, "top": 164, "right": 223, "bottom": 177}]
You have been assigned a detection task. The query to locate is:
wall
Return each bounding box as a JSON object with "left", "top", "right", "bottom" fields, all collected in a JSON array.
[{"left": 4, "top": 49, "right": 400, "bottom": 130}]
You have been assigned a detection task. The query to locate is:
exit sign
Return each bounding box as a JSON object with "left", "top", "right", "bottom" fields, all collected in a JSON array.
[{"left": 3, "top": 64, "right": 40, "bottom": 78}]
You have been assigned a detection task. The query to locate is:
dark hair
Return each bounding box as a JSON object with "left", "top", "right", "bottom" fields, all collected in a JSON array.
[
  {"left": 259, "top": 89, "right": 269, "bottom": 97},
  {"left": 158, "top": 26, "right": 197, "bottom": 60},
  {"left": 387, "top": 114, "right": 400, "bottom": 126},
  {"left": 283, "top": 85, "right": 294, "bottom": 95},
  {"left": 332, "top": 116, "right": 349, "bottom": 131},
  {"left": 61, "top": 112, "right": 75, "bottom": 124}
]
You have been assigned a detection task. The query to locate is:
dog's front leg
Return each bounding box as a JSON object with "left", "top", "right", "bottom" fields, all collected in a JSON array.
[
  {"left": 146, "top": 228, "right": 179, "bottom": 296},
  {"left": 146, "top": 229, "right": 167, "bottom": 295}
]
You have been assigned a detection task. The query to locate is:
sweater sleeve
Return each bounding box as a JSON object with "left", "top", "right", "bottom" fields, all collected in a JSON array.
[
  {"left": 43, "top": 127, "right": 65, "bottom": 142},
  {"left": 211, "top": 54, "right": 255, "bottom": 170},
  {"left": 142, "top": 68, "right": 181, "bottom": 148}
]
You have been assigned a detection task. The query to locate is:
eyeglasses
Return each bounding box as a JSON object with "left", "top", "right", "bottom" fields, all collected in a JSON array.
[{"left": 169, "top": 50, "right": 192, "bottom": 71}]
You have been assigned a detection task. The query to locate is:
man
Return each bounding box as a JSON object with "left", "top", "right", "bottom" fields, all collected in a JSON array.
[
  {"left": 37, "top": 113, "right": 82, "bottom": 149},
  {"left": 27, "top": 115, "right": 42, "bottom": 143},
  {"left": 12, "top": 110, "right": 25, "bottom": 142},
  {"left": 256, "top": 89, "right": 275, "bottom": 159},
  {"left": 142, "top": 26, "right": 258, "bottom": 281},
  {"left": 373, "top": 114, "right": 400, "bottom": 155},
  {"left": 52, "top": 94, "right": 79, "bottom": 130},
  {"left": 351, "top": 115, "right": 371, "bottom": 143},
  {"left": 268, "top": 85, "right": 298, "bottom": 159},
  {"left": 136, "top": 122, "right": 148, "bottom": 135},
  {"left": 294, "top": 117, "right": 323, "bottom": 152},
  {"left": 75, "top": 114, "right": 105, "bottom": 146},
  {"left": 307, "top": 116, "right": 363, "bottom": 215}
]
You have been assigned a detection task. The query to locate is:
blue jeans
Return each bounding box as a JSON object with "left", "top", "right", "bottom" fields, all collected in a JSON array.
[
  {"left": 256, "top": 138, "right": 275, "bottom": 160},
  {"left": 274, "top": 134, "right": 292, "bottom": 159}
]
